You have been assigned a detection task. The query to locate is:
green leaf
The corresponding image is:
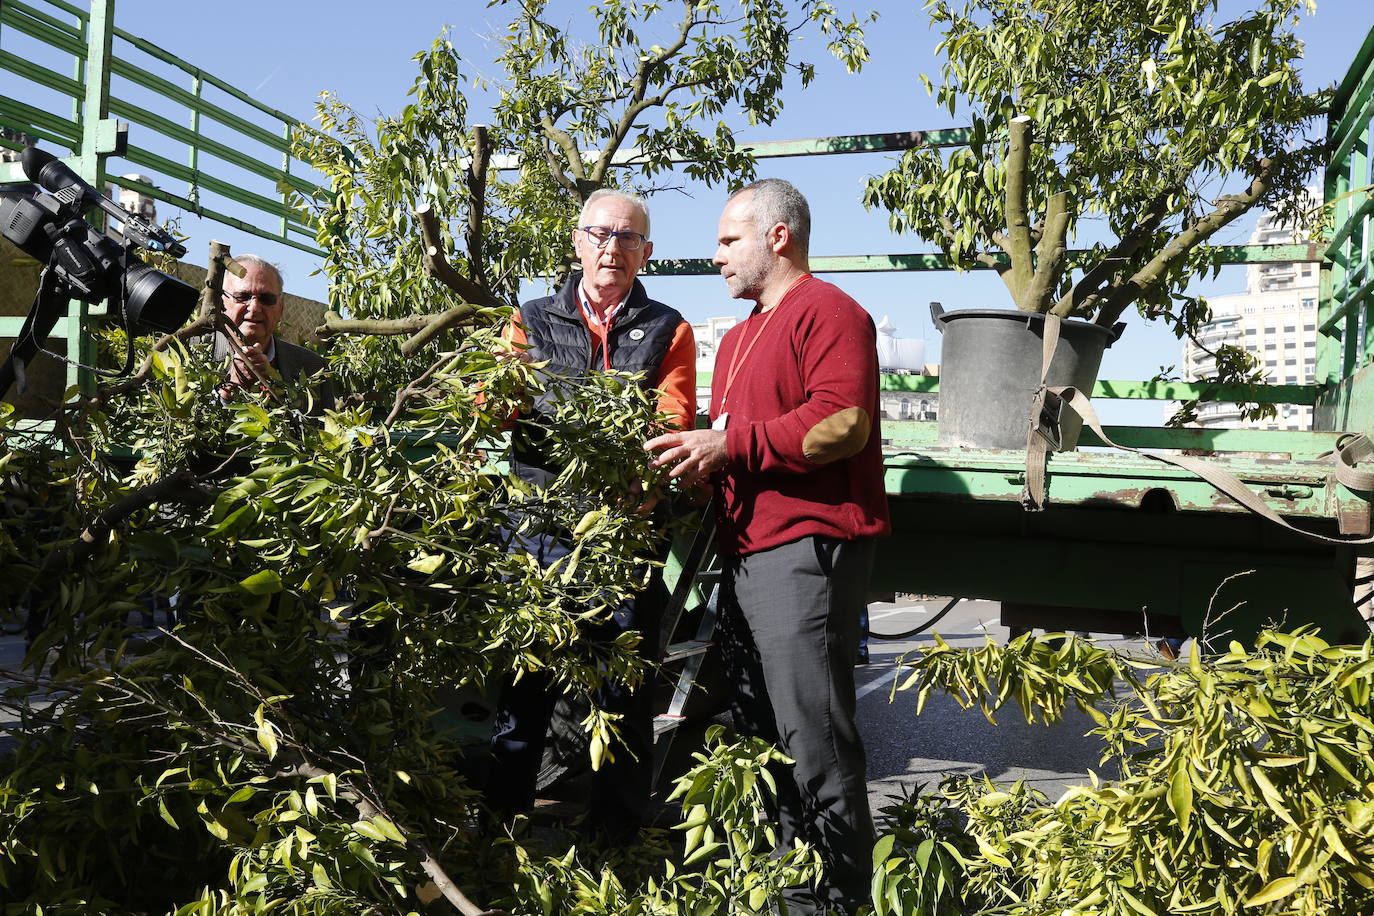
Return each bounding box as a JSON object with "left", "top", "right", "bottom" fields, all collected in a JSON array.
[
  {"left": 353, "top": 820, "right": 386, "bottom": 842},
  {"left": 239, "top": 570, "right": 283, "bottom": 595},
  {"left": 1168, "top": 767, "right": 1193, "bottom": 833},
  {"left": 226, "top": 786, "right": 257, "bottom": 805},
  {"left": 871, "top": 833, "right": 895, "bottom": 866}
]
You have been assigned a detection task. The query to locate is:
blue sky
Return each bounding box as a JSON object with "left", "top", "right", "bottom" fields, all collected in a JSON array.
[{"left": 81, "top": 0, "right": 1374, "bottom": 420}]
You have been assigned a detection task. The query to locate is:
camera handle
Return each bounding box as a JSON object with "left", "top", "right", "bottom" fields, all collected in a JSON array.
[
  {"left": 22, "top": 147, "right": 186, "bottom": 258},
  {"left": 0, "top": 266, "right": 68, "bottom": 400}
]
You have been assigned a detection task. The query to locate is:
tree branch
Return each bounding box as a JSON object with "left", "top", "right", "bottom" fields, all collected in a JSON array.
[
  {"left": 540, "top": 114, "right": 590, "bottom": 196},
  {"left": 937, "top": 216, "right": 1009, "bottom": 275},
  {"left": 1024, "top": 190, "right": 1070, "bottom": 312},
  {"left": 383, "top": 351, "right": 457, "bottom": 427},
  {"left": 1050, "top": 187, "right": 1176, "bottom": 317},
  {"left": 465, "top": 124, "right": 491, "bottom": 289},
  {"left": 1004, "top": 116, "right": 1034, "bottom": 308},
  {"left": 1091, "top": 156, "right": 1283, "bottom": 327},
  {"left": 317, "top": 310, "right": 477, "bottom": 342},
  {"left": 373, "top": 202, "right": 513, "bottom": 357},
  {"left": 195, "top": 242, "right": 242, "bottom": 321},
  {"left": 414, "top": 203, "right": 505, "bottom": 311},
  {"left": 588, "top": 2, "right": 699, "bottom": 186},
  {"left": 25, "top": 469, "right": 205, "bottom": 640}
]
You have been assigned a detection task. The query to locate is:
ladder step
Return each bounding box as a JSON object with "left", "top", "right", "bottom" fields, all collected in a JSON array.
[
  {"left": 662, "top": 639, "right": 712, "bottom": 663},
  {"left": 694, "top": 570, "right": 723, "bottom": 584},
  {"left": 653, "top": 713, "right": 686, "bottom": 737}
]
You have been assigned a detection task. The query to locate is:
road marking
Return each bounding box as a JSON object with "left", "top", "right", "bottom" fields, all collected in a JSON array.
[
  {"left": 856, "top": 665, "right": 901, "bottom": 701},
  {"left": 870, "top": 606, "right": 925, "bottom": 619}
]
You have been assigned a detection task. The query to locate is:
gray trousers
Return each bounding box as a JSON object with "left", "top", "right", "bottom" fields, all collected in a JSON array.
[{"left": 720, "top": 535, "right": 876, "bottom": 915}]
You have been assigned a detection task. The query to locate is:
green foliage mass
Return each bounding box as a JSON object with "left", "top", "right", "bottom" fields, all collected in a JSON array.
[
  {"left": 873, "top": 629, "right": 1374, "bottom": 915},
  {"left": 0, "top": 2, "right": 878, "bottom": 912},
  {"left": 863, "top": 0, "right": 1325, "bottom": 341},
  {"left": 292, "top": 0, "right": 872, "bottom": 397},
  {"left": 0, "top": 329, "right": 676, "bottom": 912}
]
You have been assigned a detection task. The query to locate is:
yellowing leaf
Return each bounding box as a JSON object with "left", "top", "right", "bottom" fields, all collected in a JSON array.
[
  {"left": 1244, "top": 875, "right": 1301, "bottom": 906},
  {"left": 407, "top": 553, "right": 445, "bottom": 575},
  {"left": 256, "top": 720, "right": 279, "bottom": 760}
]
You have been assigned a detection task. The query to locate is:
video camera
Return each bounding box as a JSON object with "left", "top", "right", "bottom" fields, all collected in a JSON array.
[{"left": 0, "top": 146, "right": 199, "bottom": 399}]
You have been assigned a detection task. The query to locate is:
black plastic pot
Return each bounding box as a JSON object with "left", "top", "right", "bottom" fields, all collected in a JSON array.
[{"left": 934, "top": 307, "right": 1121, "bottom": 450}]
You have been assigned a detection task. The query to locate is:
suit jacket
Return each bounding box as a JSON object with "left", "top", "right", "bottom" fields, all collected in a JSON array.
[{"left": 210, "top": 334, "right": 337, "bottom": 413}]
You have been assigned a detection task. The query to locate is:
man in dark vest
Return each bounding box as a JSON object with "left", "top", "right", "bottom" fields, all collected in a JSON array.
[
  {"left": 484, "top": 189, "right": 696, "bottom": 839},
  {"left": 215, "top": 254, "right": 336, "bottom": 411}
]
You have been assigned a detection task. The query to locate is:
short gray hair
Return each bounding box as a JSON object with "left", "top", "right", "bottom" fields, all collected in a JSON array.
[
  {"left": 579, "top": 188, "right": 651, "bottom": 238},
  {"left": 734, "top": 178, "right": 810, "bottom": 256},
  {"left": 234, "top": 254, "right": 284, "bottom": 291}
]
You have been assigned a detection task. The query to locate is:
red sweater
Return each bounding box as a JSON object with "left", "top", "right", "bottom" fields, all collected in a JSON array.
[{"left": 711, "top": 275, "right": 890, "bottom": 556}]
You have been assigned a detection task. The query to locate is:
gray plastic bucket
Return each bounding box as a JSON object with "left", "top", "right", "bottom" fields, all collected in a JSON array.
[{"left": 935, "top": 309, "right": 1119, "bottom": 450}]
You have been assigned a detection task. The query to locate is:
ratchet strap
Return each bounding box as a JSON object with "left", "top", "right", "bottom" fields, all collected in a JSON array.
[{"left": 1021, "top": 313, "right": 1374, "bottom": 546}]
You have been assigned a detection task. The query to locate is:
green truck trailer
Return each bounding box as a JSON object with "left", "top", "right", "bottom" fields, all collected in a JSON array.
[{"left": 3, "top": 0, "right": 1372, "bottom": 646}]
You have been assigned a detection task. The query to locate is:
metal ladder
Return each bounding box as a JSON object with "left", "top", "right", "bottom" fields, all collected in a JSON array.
[{"left": 651, "top": 504, "right": 723, "bottom": 786}]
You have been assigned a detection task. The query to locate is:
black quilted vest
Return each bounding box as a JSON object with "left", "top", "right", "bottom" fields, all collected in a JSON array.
[{"left": 510, "top": 272, "right": 683, "bottom": 486}]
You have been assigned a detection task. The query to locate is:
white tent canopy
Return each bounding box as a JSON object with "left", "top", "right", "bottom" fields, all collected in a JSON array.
[{"left": 876, "top": 315, "right": 925, "bottom": 372}]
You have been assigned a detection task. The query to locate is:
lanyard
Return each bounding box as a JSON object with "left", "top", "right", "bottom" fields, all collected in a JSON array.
[{"left": 720, "top": 274, "right": 809, "bottom": 411}]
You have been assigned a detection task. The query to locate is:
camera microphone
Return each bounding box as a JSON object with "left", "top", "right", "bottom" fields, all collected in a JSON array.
[
  {"left": 20, "top": 146, "right": 83, "bottom": 196},
  {"left": 18, "top": 147, "right": 186, "bottom": 258}
]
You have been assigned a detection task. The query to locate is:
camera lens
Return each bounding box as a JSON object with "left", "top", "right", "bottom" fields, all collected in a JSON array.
[{"left": 122, "top": 260, "right": 198, "bottom": 335}]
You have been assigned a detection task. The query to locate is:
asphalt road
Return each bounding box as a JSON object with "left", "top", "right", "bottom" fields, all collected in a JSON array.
[{"left": 855, "top": 596, "right": 1140, "bottom": 815}]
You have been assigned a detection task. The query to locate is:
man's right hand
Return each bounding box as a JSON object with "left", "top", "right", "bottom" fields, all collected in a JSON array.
[
  {"left": 644, "top": 429, "right": 728, "bottom": 485},
  {"left": 229, "top": 341, "right": 272, "bottom": 387}
]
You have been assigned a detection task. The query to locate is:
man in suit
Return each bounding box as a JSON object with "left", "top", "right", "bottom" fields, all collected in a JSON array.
[{"left": 216, "top": 254, "right": 335, "bottom": 410}]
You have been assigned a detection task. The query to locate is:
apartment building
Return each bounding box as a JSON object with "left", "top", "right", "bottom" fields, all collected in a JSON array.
[
  {"left": 1181, "top": 198, "right": 1320, "bottom": 430},
  {"left": 691, "top": 313, "right": 934, "bottom": 421}
]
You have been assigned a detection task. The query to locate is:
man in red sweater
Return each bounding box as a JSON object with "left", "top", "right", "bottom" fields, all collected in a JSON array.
[{"left": 646, "top": 179, "right": 889, "bottom": 915}]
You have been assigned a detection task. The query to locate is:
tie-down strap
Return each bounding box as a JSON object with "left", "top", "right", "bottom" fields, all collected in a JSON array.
[{"left": 1021, "top": 313, "right": 1374, "bottom": 546}]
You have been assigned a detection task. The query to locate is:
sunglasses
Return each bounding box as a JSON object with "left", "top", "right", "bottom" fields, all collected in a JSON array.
[{"left": 224, "top": 290, "right": 281, "bottom": 307}]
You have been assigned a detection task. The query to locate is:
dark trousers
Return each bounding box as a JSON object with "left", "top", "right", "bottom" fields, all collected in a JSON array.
[
  {"left": 484, "top": 528, "right": 663, "bottom": 837},
  {"left": 720, "top": 535, "right": 876, "bottom": 916}
]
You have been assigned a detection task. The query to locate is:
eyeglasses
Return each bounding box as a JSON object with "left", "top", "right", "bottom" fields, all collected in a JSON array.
[
  {"left": 224, "top": 290, "right": 281, "bottom": 307},
  {"left": 578, "top": 226, "right": 648, "bottom": 251}
]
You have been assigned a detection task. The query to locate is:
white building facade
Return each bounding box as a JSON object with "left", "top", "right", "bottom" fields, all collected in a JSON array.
[
  {"left": 1181, "top": 200, "right": 1320, "bottom": 430},
  {"left": 691, "top": 313, "right": 935, "bottom": 421}
]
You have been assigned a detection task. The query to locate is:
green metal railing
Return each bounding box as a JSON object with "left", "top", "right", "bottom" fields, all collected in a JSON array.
[
  {"left": 1316, "top": 25, "right": 1374, "bottom": 434},
  {"left": 0, "top": 0, "right": 325, "bottom": 253},
  {"left": 0, "top": 0, "right": 327, "bottom": 396}
]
